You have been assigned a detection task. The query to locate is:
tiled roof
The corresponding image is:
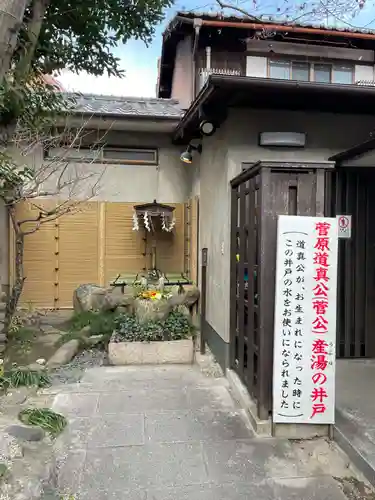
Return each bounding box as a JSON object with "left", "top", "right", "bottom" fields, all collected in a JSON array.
[
  {"left": 67, "top": 93, "right": 183, "bottom": 118},
  {"left": 165, "top": 10, "right": 375, "bottom": 36}
]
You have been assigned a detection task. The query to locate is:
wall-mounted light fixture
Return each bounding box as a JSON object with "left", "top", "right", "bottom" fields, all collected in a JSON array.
[
  {"left": 180, "top": 142, "right": 202, "bottom": 164},
  {"left": 259, "top": 132, "right": 306, "bottom": 147},
  {"left": 199, "top": 120, "right": 216, "bottom": 137}
]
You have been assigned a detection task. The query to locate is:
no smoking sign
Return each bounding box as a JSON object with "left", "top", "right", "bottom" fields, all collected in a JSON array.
[{"left": 336, "top": 215, "right": 352, "bottom": 239}]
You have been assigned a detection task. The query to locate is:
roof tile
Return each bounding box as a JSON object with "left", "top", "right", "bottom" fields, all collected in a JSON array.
[{"left": 67, "top": 93, "right": 183, "bottom": 118}]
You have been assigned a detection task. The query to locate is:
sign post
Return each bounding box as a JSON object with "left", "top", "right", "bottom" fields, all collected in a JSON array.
[{"left": 273, "top": 215, "right": 338, "bottom": 424}]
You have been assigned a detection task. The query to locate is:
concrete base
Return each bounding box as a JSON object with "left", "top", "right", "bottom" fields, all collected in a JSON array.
[
  {"left": 108, "top": 339, "right": 194, "bottom": 365},
  {"left": 273, "top": 423, "right": 330, "bottom": 439},
  {"left": 226, "top": 369, "right": 272, "bottom": 437}
]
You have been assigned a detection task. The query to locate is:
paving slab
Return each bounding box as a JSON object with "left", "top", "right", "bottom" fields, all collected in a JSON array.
[
  {"left": 52, "top": 392, "right": 99, "bottom": 417},
  {"left": 50, "top": 364, "right": 368, "bottom": 500},
  {"left": 144, "top": 408, "right": 252, "bottom": 443},
  {"left": 148, "top": 476, "right": 348, "bottom": 500}
]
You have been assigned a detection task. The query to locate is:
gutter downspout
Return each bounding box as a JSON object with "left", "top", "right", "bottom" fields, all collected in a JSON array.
[
  {"left": 192, "top": 18, "right": 202, "bottom": 101},
  {"left": 200, "top": 19, "right": 375, "bottom": 40}
]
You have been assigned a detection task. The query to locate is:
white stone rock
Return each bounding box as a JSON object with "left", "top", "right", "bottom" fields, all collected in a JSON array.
[
  {"left": 38, "top": 333, "right": 62, "bottom": 346},
  {"left": 86, "top": 335, "right": 104, "bottom": 346},
  {"left": 35, "top": 358, "right": 46, "bottom": 365},
  {"left": 46, "top": 339, "right": 80, "bottom": 370}
]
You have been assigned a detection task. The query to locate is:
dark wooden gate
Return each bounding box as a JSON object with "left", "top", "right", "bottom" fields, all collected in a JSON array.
[
  {"left": 230, "top": 160, "right": 333, "bottom": 420},
  {"left": 328, "top": 168, "right": 375, "bottom": 358}
]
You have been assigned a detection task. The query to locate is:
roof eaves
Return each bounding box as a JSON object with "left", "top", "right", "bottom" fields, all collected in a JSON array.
[
  {"left": 328, "top": 137, "right": 375, "bottom": 163},
  {"left": 173, "top": 75, "right": 375, "bottom": 142},
  {"left": 166, "top": 10, "right": 375, "bottom": 36}
]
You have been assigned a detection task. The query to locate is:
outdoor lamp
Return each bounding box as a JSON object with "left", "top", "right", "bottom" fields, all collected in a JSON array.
[
  {"left": 199, "top": 120, "right": 216, "bottom": 136},
  {"left": 180, "top": 143, "right": 202, "bottom": 164}
]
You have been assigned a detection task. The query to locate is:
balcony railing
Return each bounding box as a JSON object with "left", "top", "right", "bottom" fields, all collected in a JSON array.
[
  {"left": 197, "top": 68, "right": 242, "bottom": 93},
  {"left": 356, "top": 80, "right": 375, "bottom": 87}
]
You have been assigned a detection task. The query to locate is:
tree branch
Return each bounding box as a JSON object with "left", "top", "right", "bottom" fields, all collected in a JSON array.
[{"left": 215, "top": 0, "right": 262, "bottom": 21}]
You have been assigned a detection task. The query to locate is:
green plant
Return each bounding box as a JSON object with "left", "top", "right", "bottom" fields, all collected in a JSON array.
[
  {"left": 164, "top": 309, "right": 194, "bottom": 340},
  {"left": 69, "top": 310, "right": 118, "bottom": 338},
  {"left": 114, "top": 309, "right": 194, "bottom": 343},
  {"left": 0, "top": 462, "right": 8, "bottom": 480},
  {"left": 0, "top": 368, "right": 50, "bottom": 389},
  {"left": 7, "top": 314, "right": 24, "bottom": 335},
  {"left": 18, "top": 408, "right": 67, "bottom": 437}
]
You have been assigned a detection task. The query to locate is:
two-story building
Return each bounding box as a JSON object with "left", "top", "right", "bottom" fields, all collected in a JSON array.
[
  {"left": 5, "top": 11, "right": 375, "bottom": 465},
  {"left": 155, "top": 11, "right": 375, "bottom": 469}
]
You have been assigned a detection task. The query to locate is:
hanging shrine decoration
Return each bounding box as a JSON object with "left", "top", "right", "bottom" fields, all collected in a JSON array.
[{"left": 132, "top": 200, "right": 176, "bottom": 233}]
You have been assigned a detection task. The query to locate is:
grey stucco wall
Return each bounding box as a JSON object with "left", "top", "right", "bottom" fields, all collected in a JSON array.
[
  {"left": 199, "top": 123, "right": 230, "bottom": 341},
  {"left": 199, "top": 108, "right": 375, "bottom": 350},
  {"left": 171, "top": 36, "right": 193, "bottom": 110},
  {"left": 23, "top": 130, "right": 189, "bottom": 204}
]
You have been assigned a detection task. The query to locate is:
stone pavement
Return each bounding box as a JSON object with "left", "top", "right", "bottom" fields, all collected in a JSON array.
[
  {"left": 46, "top": 365, "right": 368, "bottom": 499},
  {"left": 335, "top": 359, "right": 375, "bottom": 485}
]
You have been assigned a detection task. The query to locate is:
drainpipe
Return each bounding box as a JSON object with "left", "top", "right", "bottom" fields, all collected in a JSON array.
[
  {"left": 206, "top": 46, "right": 211, "bottom": 70},
  {"left": 192, "top": 18, "right": 202, "bottom": 100}
]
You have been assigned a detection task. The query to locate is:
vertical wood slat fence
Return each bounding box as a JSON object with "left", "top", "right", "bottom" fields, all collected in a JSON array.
[
  {"left": 10, "top": 201, "right": 189, "bottom": 309},
  {"left": 329, "top": 168, "right": 375, "bottom": 358}
]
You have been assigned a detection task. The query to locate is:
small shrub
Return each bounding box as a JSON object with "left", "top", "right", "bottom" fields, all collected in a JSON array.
[
  {"left": 55, "top": 330, "right": 88, "bottom": 349},
  {"left": 114, "top": 314, "right": 142, "bottom": 341},
  {"left": 114, "top": 309, "right": 194, "bottom": 343},
  {"left": 8, "top": 315, "right": 24, "bottom": 335},
  {"left": 69, "top": 310, "right": 118, "bottom": 337},
  {"left": 164, "top": 309, "right": 192, "bottom": 340},
  {"left": 18, "top": 408, "right": 67, "bottom": 437},
  {"left": 0, "top": 368, "right": 50, "bottom": 389}
]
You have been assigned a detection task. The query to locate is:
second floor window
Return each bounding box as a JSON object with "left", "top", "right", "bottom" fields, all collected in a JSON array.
[{"left": 269, "top": 59, "right": 354, "bottom": 84}]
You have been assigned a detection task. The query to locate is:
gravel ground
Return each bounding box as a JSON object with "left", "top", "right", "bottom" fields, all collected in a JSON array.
[{"left": 48, "top": 348, "right": 107, "bottom": 386}]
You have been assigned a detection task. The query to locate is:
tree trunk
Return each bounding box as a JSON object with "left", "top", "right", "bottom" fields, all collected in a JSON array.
[
  {"left": 0, "top": 0, "right": 29, "bottom": 83},
  {"left": 4, "top": 232, "right": 25, "bottom": 332},
  {"left": 15, "top": 0, "right": 50, "bottom": 81}
]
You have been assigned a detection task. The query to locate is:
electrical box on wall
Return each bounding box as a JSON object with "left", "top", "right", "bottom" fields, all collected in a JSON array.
[{"left": 259, "top": 132, "right": 306, "bottom": 148}]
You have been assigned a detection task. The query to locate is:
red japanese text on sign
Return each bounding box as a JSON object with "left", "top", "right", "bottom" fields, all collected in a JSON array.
[
  {"left": 310, "top": 221, "right": 332, "bottom": 419},
  {"left": 273, "top": 216, "right": 338, "bottom": 425}
]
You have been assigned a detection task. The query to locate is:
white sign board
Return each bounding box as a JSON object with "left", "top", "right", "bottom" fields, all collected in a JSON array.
[
  {"left": 336, "top": 215, "right": 352, "bottom": 239},
  {"left": 273, "top": 216, "right": 338, "bottom": 424}
]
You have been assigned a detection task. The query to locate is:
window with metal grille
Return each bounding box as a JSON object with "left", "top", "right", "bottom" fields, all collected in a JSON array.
[
  {"left": 268, "top": 59, "right": 354, "bottom": 84},
  {"left": 45, "top": 146, "right": 158, "bottom": 165}
]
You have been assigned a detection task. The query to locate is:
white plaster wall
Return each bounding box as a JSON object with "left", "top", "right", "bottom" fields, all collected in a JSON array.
[
  {"left": 354, "top": 64, "right": 374, "bottom": 82},
  {"left": 189, "top": 160, "right": 201, "bottom": 197},
  {"left": 246, "top": 56, "right": 268, "bottom": 77},
  {"left": 199, "top": 123, "right": 230, "bottom": 341},
  {"left": 200, "top": 108, "right": 375, "bottom": 345},
  {"left": 14, "top": 131, "right": 189, "bottom": 204}
]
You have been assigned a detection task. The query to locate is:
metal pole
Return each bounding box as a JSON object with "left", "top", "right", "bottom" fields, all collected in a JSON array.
[{"left": 200, "top": 247, "right": 207, "bottom": 354}]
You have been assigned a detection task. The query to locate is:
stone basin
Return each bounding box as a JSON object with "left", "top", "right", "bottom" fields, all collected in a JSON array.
[{"left": 108, "top": 337, "right": 194, "bottom": 365}]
